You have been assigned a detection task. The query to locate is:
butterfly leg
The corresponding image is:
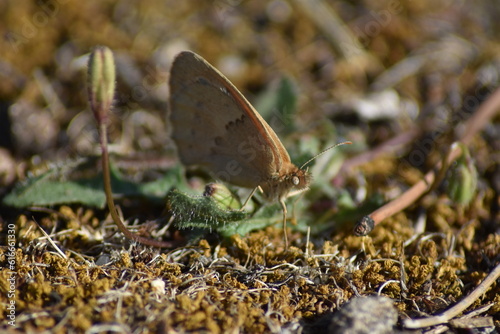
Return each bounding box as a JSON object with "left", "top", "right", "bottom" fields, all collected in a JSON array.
[
  {"left": 239, "top": 186, "right": 260, "bottom": 211},
  {"left": 280, "top": 199, "right": 289, "bottom": 249}
]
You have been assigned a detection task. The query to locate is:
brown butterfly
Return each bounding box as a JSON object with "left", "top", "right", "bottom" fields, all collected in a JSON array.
[{"left": 169, "top": 51, "right": 348, "bottom": 247}]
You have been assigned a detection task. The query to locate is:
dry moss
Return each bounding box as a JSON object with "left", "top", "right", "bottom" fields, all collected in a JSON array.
[{"left": 1, "top": 0, "right": 500, "bottom": 332}]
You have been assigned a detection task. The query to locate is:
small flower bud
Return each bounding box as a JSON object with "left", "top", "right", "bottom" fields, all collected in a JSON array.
[
  {"left": 87, "top": 46, "right": 116, "bottom": 124},
  {"left": 203, "top": 183, "right": 241, "bottom": 210},
  {"left": 447, "top": 143, "right": 477, "bottom": 205}
]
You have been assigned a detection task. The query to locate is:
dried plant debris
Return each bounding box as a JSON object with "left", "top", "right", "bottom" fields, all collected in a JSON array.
[
  {"left": 1, "top": 210, "right": 499, "bottom": 332},
  {"left": 1, "top": 0, "right": 500, "bottom": 333}
]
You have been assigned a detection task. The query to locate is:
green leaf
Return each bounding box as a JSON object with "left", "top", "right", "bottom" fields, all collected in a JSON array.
[
  {"left": 165, "top": 189, "right": 247, "bottom": 230},
  {"left": 217, "top": 205, "right": 282, "bottom": 237},
  {"left": 3, "top": 158, "right": 185, "bottom": 208},
  {"left": 3, "top": 169, "right": 107, "bottom": 208},
  {"left": 165, "top": 188, "right": 291, "bottom": 237}
]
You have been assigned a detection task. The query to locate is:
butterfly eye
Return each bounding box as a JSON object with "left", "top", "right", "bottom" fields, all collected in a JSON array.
[{"left": 292, "top": 176, "right": 300, "bottom": 185}]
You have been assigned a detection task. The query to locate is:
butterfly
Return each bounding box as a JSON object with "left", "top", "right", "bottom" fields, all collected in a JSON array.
[{"left": 169, "top": 51, "right": 348, "bottom": 247}]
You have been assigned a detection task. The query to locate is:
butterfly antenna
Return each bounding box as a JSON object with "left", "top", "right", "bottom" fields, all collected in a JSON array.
[{"left": 299, "top": 141, "right": 352, "bottom": 170}]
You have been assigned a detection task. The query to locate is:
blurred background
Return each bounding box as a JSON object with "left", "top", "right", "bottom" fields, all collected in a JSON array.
[
  {"left": 2, "top": 2, "right": 500, "bottom": 332},
  {"left": 1, "top": 0, "right": 499, "bottom": 189}
]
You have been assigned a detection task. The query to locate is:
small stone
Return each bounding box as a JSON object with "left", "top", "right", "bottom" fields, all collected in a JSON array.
[{"left": 328, "top": 296, "right": 398, "bottom": 334}]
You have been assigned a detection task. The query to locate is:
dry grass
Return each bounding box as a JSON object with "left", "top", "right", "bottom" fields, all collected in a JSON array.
[{"left": 1, "top": 0, "right": 499, "bottom": 332}]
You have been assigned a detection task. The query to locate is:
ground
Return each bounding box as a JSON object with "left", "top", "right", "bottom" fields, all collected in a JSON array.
[{"left": 0, "top": 1, "right": 499, "bottom": 333}]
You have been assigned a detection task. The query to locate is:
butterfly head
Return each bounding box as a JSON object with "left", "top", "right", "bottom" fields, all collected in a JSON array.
[
  {"left": 262, "top": 165, "right": 312, "bottom": 202},
  {"left": 289, "top": 167, "right": 312, "bottom": 192}
]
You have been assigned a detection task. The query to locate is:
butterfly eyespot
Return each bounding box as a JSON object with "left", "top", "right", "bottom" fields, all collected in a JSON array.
[{"left": 292, "top": 176, "right": 300, "bottom": 185}]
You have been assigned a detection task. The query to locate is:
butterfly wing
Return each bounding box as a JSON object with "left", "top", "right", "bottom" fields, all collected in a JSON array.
[{"left": 169, "top": 51, "right": 292, "bottom": 189}]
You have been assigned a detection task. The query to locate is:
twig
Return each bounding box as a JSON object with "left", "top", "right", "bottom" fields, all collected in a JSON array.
[
  {"left": 403, "top": 262, "right": 500, "bottom": 329},
  {"left": 354, "top": 87, "right": 500, "bottom": 236},
  {"left": 450, "top": 316, "right": 494, "bottom": 329},
  {"left": 99, "top": 121, "right": 174, "bottom": 248}
]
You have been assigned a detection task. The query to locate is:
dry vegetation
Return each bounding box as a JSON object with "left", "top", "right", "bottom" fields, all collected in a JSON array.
[{"left": 0, "top": 0, "right": 499, "bottom": 333}]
